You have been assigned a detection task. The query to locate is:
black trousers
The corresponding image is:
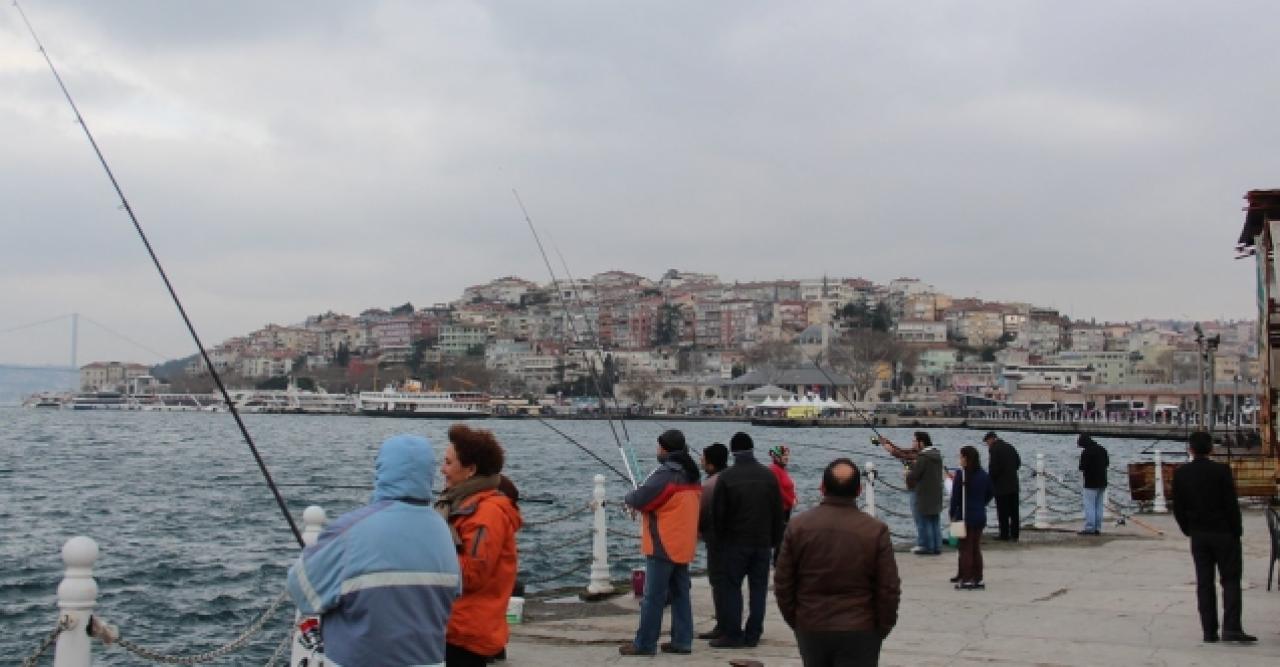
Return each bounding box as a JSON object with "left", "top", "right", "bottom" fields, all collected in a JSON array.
[
  {"left": 706, "top": 541, "right": 727, "bottom": 633},
  {"left": 445, "top": 642, "right": 493, "bottom": 667},
  {"left": 795, "top": 630, "right": 883, "bottom": 667},
  {"left": 721, "top": 544, "right": 771, "bottom": 644},
  {"left": 1190, "top": 532, "right": 1243, "bottom": 635},
  {"left": 994, "top": 493, "right": 1019, "bottom": 541}
]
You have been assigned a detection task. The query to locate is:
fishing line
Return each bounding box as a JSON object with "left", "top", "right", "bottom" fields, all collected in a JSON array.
[
  {"left": 512, "top": 189, "right": 638, "bottom": 487},
  {"left": 14, "top": 1, "right": 304, "bottom": 547}
]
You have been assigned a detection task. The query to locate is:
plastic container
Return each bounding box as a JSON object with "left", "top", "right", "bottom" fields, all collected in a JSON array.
[
  {"left": 631, "top": 568, "right": 646, "bottom": 597},
  {"left": 506, "top": 596, "right": 525, "bottom": 624}
]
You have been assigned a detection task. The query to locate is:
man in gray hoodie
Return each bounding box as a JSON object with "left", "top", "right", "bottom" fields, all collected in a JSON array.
[{"left": 905, "top": 432, "right": 944, "bottom": 555}]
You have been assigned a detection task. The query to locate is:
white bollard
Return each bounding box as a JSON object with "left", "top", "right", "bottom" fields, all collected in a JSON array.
[
  {"left": 1034, "top": 453, "right": 1050, "bottom": 529},
  {"left": 864, "top": 461, "right": 876, "bottom": 518},
  {"left": 53, "top": 536, "right": 98, "bottom": 667},
  {"left": 1152, "top": 451, "right": 1168, "bottom": 513},
  {"left": 290, "top": 506, "right": 328, "bottom": 666},
  {"left": 587, "top": 474, "right": 613, "bottom": 595}
]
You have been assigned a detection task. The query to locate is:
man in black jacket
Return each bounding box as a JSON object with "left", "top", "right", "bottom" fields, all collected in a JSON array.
[
  {"left": 1077, "top": 435, "right": 1109, "bottom": 535},
  {"left": 1172, "top": 431, "right": 1256, "bottom": 644},
  {"left": 709, "top": 432, "right": 783, "bottom": 649},
  {"left": 983, "top": 431, "right": 1021, "bottom": 541}
]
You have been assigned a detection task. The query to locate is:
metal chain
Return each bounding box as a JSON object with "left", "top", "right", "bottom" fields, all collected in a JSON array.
[
  {"left": 20, "top": 617, "right": 70, "bottom": 667},
  {"left": 523, "top": 502, "right": 593, "bottom": 527},
  {"left": 262, "top": 631, "right": 292, "bottom": 667},
  {"left": 99, "top": 590, "right": 289, "bottom": 665}
]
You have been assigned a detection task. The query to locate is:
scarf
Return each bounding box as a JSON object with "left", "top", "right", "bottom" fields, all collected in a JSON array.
[{"left": 435, "top": 474, "right": 501, "bottom": 549}]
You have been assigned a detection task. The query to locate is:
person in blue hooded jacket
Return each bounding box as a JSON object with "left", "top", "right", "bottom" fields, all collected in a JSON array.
[{"left": 287, "top": 434, "right": 460, "bottom": 667}]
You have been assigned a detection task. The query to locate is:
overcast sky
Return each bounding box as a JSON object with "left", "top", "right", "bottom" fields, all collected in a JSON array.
[{"left": 1, "top": 1, "right": 1273, "bottom": 367}]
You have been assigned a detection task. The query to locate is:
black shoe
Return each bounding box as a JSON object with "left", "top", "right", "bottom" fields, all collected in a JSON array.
[
  {"left": 949, "top": 575, "right": 961, "bottom": 583},
  {"left": 970, "top": 580, "right": 985, "bottom": 590},
  {"left": 1221, "top": 631, "right": 1257, "bottom": 643},
  {"left": 618, "top": 643, "right": 656, "bottom": 656},
  {"left": 955, "top": 581, "right": 975, "bottom": 590},
  {"left": 744, "top": 638, "right": 759, "bottom": 648},
  {"left": 1203, "top": 633, "right": 1219, "bottom": 643},
  {"left": 660, "top": 642, "right": 691, "bottom": 654},
  {"left": 707, "top": 637, "right": 745, "bottom": 649},
  {"left": 696, "top": 630, "right": 722, "bottom": 640}
]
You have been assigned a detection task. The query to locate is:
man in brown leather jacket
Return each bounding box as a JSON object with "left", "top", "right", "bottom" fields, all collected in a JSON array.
[{"left": 774, "top": 458, "right": 901, "bottom": 666}]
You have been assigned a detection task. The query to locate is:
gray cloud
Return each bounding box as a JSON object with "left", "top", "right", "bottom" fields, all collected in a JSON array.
[{"left": 0, "top": 0, "right": 1271, "bottom": 365}]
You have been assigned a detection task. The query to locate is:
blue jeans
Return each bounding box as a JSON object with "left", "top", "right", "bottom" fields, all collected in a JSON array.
[
  {"left": 633, "top": 555, "right": 692, "bottom": 652},
  {"left": 722, "top": 545, "right": 771, "bottom": 644},
  {"left": 1082, "top": 487, "right": 1104, "bottom": 532},
  {"left": 909, "top": 491, "right": 926, "bottom": 548},
  {"left": 920, "top": 514, "right": 941, "bottom": 553}
]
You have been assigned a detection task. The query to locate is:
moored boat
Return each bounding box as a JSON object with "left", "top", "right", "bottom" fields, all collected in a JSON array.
[{"left": 357, "top": 383, "right": 491, "bottom": 419}]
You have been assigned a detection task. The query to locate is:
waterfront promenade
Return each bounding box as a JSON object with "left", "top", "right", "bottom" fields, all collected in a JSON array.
[{"left": 509, "top": 511, "right": 1279, "bottom": 665}]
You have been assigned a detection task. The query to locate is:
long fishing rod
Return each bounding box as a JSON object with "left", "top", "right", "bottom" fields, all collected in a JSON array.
[
  {"left": 513, "top": 189, "right": 638, "bottom": 487},
  {"left": 15, "top": 1, "right": 304, "bottom": 547}
]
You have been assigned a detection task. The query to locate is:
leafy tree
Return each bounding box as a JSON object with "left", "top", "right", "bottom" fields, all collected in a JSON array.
[
  {"left": 296, "top": 377, "right": 317, "bottom": 391},
  {"left": 654, "top": 304, "right": 684, "bottom": 346},
  {"left": 335, "top": 342, "right": 350, "bottom": 368},
  {"left": 256, "top": 375, "right": 290, "bottom": 390},
  {"left": 408, "top": 339, "right": 431, "bottom": 372},
  {"left": 390, "top": 302, "right": 415, "bottom": 315},
  {"left": 731, "top": 363, "right": 746, "bottom": 379}
]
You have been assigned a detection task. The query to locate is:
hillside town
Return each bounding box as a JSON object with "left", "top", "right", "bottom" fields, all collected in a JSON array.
[{"left": 70, "top": 271, "right": 1256, "bottom": 420}]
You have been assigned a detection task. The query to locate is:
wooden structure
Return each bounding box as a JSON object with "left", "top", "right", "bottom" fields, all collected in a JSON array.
[{"left": 1232, "top": 189, "right": 1280, "bottom": 496}]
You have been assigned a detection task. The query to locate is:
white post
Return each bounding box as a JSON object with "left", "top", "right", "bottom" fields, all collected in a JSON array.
[
  {"left": 1034, "top": 453, "right": 1050, "bottom": 529},
  {"left": 1152, "top": 450, "right": 1168, "bottom": 513},
  {"left": 290, "top": 506, "right": 328, "bottom": 665},
  {"left": 53, "top": 536, "right": 98, "bottom": 667},
  {"left": 587, "top": 474, "right": 613, "bottom": 595},
  {"left": 864, "top": 461, "right": 876, "bottom": 518},
  {"left": 1102, "top": 486, "right": 1113, "bottom": 522}
]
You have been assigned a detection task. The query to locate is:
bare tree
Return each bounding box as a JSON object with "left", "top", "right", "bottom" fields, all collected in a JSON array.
[
  {"left": 827, "top": 329, "right": 914, "bottom": 401},
  {"left": 743, "top": 340, "right": 800, "bottom": 369},
  {"left": 663, "top": 387, "right": 689, "bottom": 409},
  {"left": 623, "top": 370, "right": 662, "bottom": 407}
]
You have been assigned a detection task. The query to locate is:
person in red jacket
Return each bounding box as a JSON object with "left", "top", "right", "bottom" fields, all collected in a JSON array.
[
  {"left": 436, "top": 424, "right": 524, "bottom": 667},
  {"left": 769, "top": 445, "right": 797, "bottom": 565}
]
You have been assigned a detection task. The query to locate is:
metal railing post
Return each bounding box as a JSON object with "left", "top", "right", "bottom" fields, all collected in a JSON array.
[
  {"left": 53, "top": 536, "right": 98, "bottom": 667},
  {"left": 587, "top": 474, "right": 613, "bottom": 595},
  {"left": 1034, "top": 453, "right": 1050, "bottom": 529},
  {"left": 290, "top": 506, "right": 327, "bottom": 665},
  {"left": 1152, "top": 450, "right": 1168, "bottom": 513},
  {"left": 864, "top": 461, "right": 876, "bottom": 518}
]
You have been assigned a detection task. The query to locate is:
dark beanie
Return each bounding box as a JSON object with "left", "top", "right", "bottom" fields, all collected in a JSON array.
[
  {"left": 730, "top": 431, "right": 754, "bottom": 451},
  {"left": 658, "top": 429, "right": 687, "bottom": 452}
]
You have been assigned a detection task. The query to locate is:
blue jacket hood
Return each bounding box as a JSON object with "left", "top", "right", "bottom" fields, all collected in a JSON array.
[{"left": 373, "top": 434, "right": 435, "bottom": 502}]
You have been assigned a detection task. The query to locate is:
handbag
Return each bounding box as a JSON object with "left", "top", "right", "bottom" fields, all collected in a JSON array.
[{"left": 949, "top": 468, "right": 967, "bottom": 539}]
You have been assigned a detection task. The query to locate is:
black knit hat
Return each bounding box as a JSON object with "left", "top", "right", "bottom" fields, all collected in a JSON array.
[{"left": 658, "top": 429, "right": 687, "bottom": 452}]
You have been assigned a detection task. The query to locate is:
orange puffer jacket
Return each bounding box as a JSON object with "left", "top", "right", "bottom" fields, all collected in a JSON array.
[
  {"left": 445, "top": 489, "right": 523, "bottom": 656},
  {"left": 625, "top": 459, "right": 701, "bottom": 564}
]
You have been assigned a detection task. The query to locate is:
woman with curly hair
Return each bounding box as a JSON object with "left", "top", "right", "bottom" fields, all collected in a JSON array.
[{"left": 436, "top": 423, "right": 523, "bottom": 666}]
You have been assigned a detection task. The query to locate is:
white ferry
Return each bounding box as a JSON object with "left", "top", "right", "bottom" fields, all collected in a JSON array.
[{"left": 357, "top": 382, "right": 492, "bottom": 419}]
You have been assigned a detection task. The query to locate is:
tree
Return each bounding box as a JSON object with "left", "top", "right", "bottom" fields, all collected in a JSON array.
[
  {"left": 256, "top": 375, "right": 290, "bottom": 390},
  {"left": 408, "top": 339, "right": 431, "bottom": 372},
  {"left": 390, "top": 302, "right": 415, "bottom": 315},
  {"left": 663, "top": 387, "right": 689, "bottom": 408},
  {"left": 335, "top": 342, "right": 350, "bottom": 368},
  {"left": 654, "top": 304, "right": 683, "bottom": 346},
  {"left": 827, "top": 329, "right": 913, "bottom": 402},
  {"left": 623, "top": 370, "right": 661, "bottom": 407}
]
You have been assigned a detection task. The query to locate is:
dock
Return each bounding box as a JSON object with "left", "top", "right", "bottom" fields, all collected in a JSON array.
[{"left": 509, "top": 511, "right": 1279, "bottom": 665}]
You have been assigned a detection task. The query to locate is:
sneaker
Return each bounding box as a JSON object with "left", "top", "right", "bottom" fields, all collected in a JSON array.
[
  {"left": 1221, "top": 631, "right": 1257, "bottom": 643},
  {"left": 618, "top": 644, "right": 656, "bottom": 656},
  {"left": 660, "top": 642, "right": 691, "bottom": 654},
  {"left": 955, "top": 581, "right": 975, "bottom": 590},
  {"left": 911, "top": 546, "right": 928, "bottom": 554},
  {"left": 970, "top": 580, "right": 986, "bottom": 590}
]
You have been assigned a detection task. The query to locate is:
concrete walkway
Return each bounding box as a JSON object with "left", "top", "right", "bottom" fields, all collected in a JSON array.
[{"left": 508, "top": 510, "right": 1279, "bottom": 666}]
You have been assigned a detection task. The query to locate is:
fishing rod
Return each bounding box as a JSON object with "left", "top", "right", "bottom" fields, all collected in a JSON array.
[
  {"left": 512, "top": 189, "right": 639, "bottom": 487},
  {"left": 14, "top": 1, "right": 304, "bottom": 547}
]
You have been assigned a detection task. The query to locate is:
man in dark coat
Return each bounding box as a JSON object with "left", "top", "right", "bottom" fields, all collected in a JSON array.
[
  {"left": 775, "top": 458, "right": 900, "bottom": 666},
  {"left": 709, "top": 432, "right": 784, "bottom": 649},
  {"left": 1076, "top": 435, "right": 1109, "bottom": 535},
  {"left": 1172, "top": 431, "right": 1256, "bottom": 644},
  {"left": 982, "top": 432, "right": 1021, "bottom": 541}
]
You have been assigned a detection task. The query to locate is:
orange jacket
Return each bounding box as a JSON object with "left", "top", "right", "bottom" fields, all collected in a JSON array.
[
  {"left": 445, "top": 490, "right": 523, "bottom": 656},
  {"left": 625, "top": 459, "right": 701, "bottom": 564}
]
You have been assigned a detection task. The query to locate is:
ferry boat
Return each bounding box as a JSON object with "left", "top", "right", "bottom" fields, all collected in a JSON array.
[
  {"left": 357, "top": 382, "right": 492, "bottom": 419},
  {"left": 69, "top": 391, "right": 133, "bottom": 410}
]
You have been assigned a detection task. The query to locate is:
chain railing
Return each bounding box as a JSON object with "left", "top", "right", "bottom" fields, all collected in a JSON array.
[
  {"left": 20, "top": 617, "right": 71, "bottom": 667},
  {"left": 86, "top": 590, "right": 290, "bottom": 665}
]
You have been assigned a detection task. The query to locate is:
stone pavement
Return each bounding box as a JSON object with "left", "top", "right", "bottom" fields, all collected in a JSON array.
[{"left": 508, "top": 510, "right": 1279, "bottom": 666}]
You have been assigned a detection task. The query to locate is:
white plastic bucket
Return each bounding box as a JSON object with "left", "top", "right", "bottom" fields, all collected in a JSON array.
[{"left": 506, "top": 596, "right": 525, "bottom": 624}]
